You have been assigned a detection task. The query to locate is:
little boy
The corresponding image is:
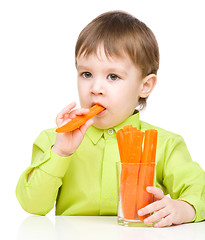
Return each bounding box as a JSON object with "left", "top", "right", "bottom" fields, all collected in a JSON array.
[{"left": 16, "top": 11, "right": 205, "bottom": 228}]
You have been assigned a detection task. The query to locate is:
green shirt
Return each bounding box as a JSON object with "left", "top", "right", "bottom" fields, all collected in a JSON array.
[{"left": 16, "top": 112, "right": 205, "bottom": 222}]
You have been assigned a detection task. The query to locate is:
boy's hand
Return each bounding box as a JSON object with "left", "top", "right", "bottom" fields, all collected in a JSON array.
[
  {"left": 138, "top": 186, "right": 196, "bottom": 228},
  {"left": 52, "top": 102, "right": 94, "bottom": 157}
]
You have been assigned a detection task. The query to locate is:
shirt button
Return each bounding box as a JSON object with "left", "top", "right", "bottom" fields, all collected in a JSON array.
[{"left": 108, "top": 129, "right": 114, "bottom": 135}]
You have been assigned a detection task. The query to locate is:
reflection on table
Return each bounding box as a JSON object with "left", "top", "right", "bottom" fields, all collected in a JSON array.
[{"left": 17, "top": 216, "right": 205, "bottom": 240}]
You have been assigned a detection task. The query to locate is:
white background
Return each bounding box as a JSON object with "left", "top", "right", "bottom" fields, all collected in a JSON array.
[{"left": 0, "top": 0, "right": 205, "bottom": 238}]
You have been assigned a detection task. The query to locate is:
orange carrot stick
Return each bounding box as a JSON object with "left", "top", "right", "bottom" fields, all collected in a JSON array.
[
  {"left": 56, "top": 104, "right": 105, "bottom": 133},
  {"left": 116, "top": 126, "right": 144, "bottom": 220},
  {"left": 141, "top": 129, "right": 158, "bottom": 164},
  {"left": 117, "top": 128, "right": 127, "bottom": 214},
  {"left": 121, "top": 163, "right": 140, "bottom": 220},
  {"left": 123, "top": 131, "right": 132, "bottom": 163},
  {"left": 122, "top": 129, "right": 144, "bottom": 219},
  {"left": 130, "top": 129, "right": 144, "bottom": 163},
  {"left": 136, "top": 129, "right": 158, "bottom": 221},
  {"left": 116, "top": 129, "right": 125, "bottom": 163},
  {"left": 123, "top": 125, "right": 133, "bottom": 132}
]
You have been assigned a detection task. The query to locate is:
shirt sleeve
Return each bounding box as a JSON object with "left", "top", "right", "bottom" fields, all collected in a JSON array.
[
  {"left": 16, "top": 129, "right": 71, "bottom": 215},
  {"left": 162, "top": 135, "right": 205, "bottom": 222}
]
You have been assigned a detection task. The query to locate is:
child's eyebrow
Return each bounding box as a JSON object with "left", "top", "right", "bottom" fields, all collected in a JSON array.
[
  {"left": 77, "top": 65, "right": 128, "bottom": 76},
  {"left": 76, "top": 65, "right": 90, "bottom": 71},
  {"left": 106, "top": 67, "right": 128, "bottom": 76}
]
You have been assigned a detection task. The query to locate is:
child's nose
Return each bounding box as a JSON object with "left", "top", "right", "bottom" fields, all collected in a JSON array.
[{"left": 90, "top": 79, "right": 104, "bottom": 95}]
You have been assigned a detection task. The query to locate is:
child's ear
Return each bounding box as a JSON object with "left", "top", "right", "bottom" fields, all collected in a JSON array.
[{"left": 139, "top": 74, "right": 157, "bottom": 98}]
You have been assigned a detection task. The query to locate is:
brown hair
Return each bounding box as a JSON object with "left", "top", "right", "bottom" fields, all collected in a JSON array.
[{"left": 75, "top": 10, "right": 159, "bottom": 109}]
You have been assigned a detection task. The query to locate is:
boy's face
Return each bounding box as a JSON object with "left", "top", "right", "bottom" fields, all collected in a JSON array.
[{"left": 76, "top": 46, "right": 144, "bottom": 129}]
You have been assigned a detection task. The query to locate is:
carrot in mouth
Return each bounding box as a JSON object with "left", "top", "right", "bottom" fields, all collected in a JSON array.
[{"left": 56, "top": 104, "right": 105, "bottom": 133}]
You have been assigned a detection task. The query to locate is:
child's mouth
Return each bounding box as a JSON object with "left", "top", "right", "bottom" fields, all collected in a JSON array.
[
  {"left": 91, "top": 102, "right": 106, "bottom": 115},
  {"left": 97, "top": 108, "right": 106, "bottom": 116}
]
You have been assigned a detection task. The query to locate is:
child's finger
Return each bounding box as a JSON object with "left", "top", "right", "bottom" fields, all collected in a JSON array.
[
  {"left": 57, "top": 102, "right": 76, "bottom": 118},
  {"left": 146, "top": 186, "right": 164, "bottom": 200},
  {"left": 78, "top": 119, "right": 94, "bottom": 135},
  {"left": 58, "top": 118, "right": 72, "bottom": 128},
  {"left": 138, "top": 199, "right": 166, "bottom": 217},
  {"left": 154, "top": 215, "right": 173, "bottom": 228},
  {"left": 69, "top": 108, "right": 90, "bottom": 119},
  {"left": 144, "top": 207, "right": 170, "bottom": 225},
  {"left": 137, "top": 188, "right": 165, "bottom": 217}
]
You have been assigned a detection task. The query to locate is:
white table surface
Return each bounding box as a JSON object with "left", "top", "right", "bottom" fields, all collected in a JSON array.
[{"left": 14, "top": 216, "right": 205, "bottom": 240}]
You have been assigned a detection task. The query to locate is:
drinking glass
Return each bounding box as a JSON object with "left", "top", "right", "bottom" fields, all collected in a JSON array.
[{"left": 116, "top": 162, "right": 156, "bottom": 227}]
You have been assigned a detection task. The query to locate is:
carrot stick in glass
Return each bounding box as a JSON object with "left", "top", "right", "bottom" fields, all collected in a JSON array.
[
  {"left": 116, "top": 129, "right": 125, "bottom": 163},
  {"left": 117, "top": 128, "right": 127, "bottom": 214},
  {"left": 122, "top": 129, "right": 144, "bottom": 219},
  {"left": 123, "top": 131, "right": 132, "bottom": 163},
  {"left": 121, "top": 163, "right": 140, "bottom": 220},
  {"left": 130, "top": 129, "right": 144, "bottom": 163},
  {"left": 117, "top": 126, "right": 144, "bottom": 220},
  {"left": 136, "top": 129, "right": 158, "bottom": 221},
  {"left": 141, "top": 129, "right": 157, "bottom": 164}
]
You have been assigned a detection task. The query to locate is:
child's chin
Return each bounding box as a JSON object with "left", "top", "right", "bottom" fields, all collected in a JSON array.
[
  {"left": 92, "top": 120, "right": 115, "bottom": 130},
  {"left": 92, "top": 123, "right": 106, "bottom": 129}
]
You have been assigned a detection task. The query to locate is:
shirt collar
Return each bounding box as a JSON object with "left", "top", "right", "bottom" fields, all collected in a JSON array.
[{"left": 86, "top": 111, "right": 141, "bottom": 145}]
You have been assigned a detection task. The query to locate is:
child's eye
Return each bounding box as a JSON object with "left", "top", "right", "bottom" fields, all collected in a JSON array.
[
  {"left": 82, "top": 72, "right": 92, "bottom": 79},
  {"left": 108, "top": 74, "right": 119, "bottom": 81}
]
